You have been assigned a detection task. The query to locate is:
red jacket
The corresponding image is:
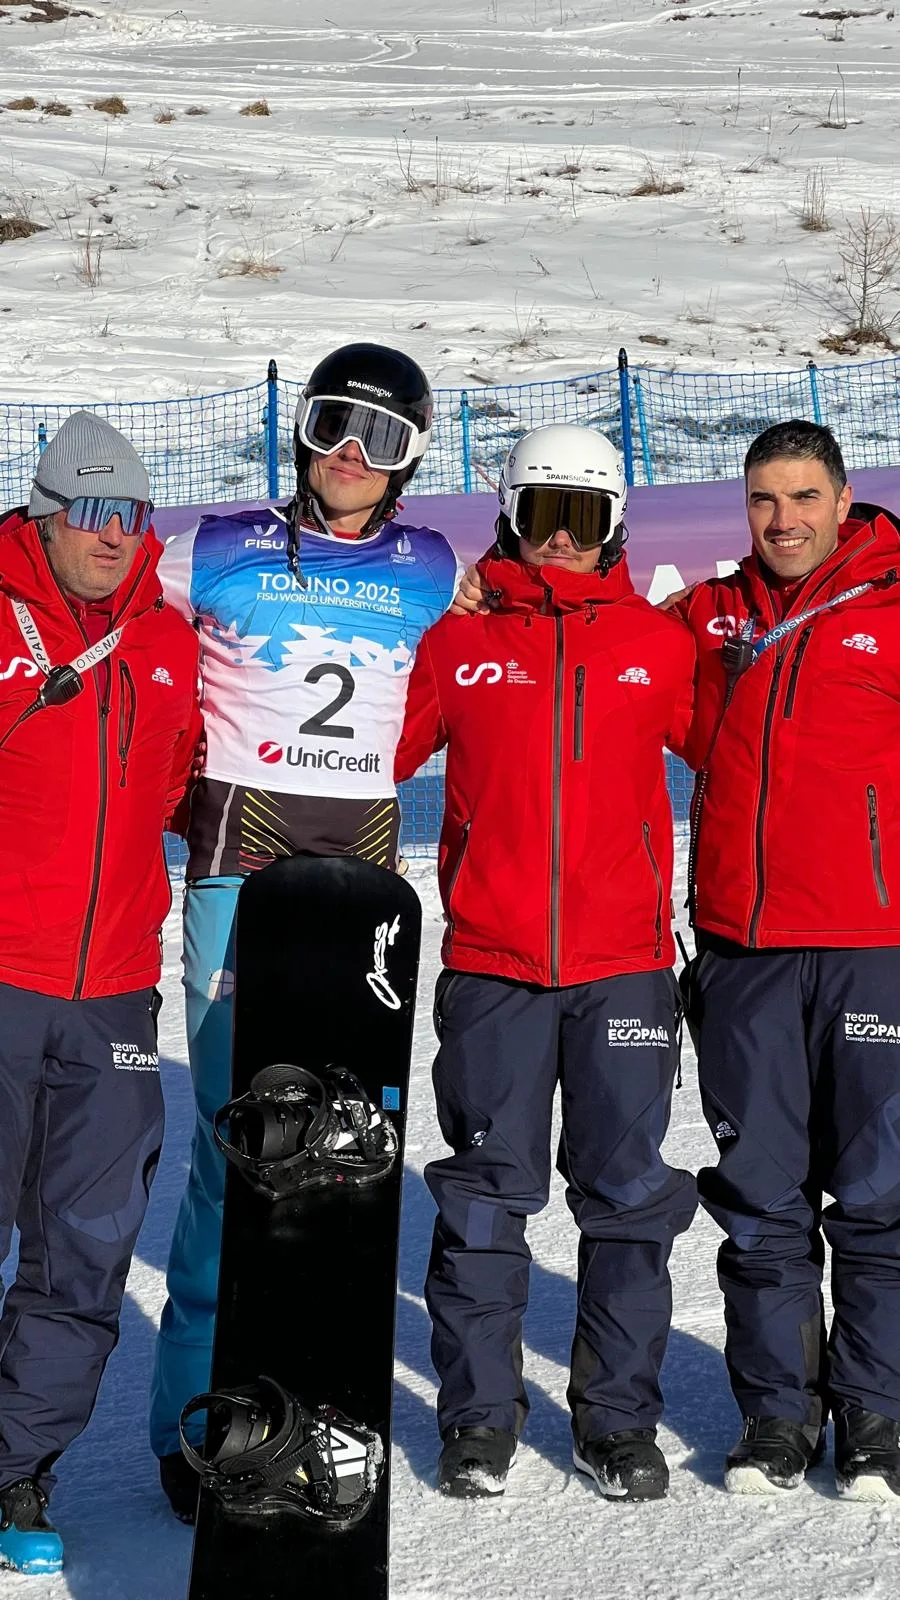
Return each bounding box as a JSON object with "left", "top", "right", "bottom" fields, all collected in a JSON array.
[
  {"left": 396, "top": 555, "right": 695, "bottom": 987},
  {"left": 678, "top": 509, "right": 900, "bottom": 948},
  {"left": 0, "top": 511, "right": 203, "bottom": 999}
]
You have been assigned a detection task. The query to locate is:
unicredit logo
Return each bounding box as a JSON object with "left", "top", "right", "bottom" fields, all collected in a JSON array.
[
  {"left": 455, "top": 662, "right": 503, "bottom": 687},
  {"left": 257, "top": 739, "right": 381, "bottom": 773}
]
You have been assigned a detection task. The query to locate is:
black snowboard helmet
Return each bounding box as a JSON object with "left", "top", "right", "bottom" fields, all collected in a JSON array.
[{"left": 288, "top": 343, "right": 434, "bottom": 569}]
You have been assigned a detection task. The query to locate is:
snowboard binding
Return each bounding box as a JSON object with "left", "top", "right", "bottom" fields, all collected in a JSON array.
[
  {"left": 179, "top": 1376, "right": 383, "bottom": 1529},
  {"left": 214, "top": 1063, "right": 399, "bottom": 1201}
]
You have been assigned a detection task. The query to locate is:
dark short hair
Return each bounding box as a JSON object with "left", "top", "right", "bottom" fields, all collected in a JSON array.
[{"left": 743, "top": 419, "right": 847, "bottom": 492}]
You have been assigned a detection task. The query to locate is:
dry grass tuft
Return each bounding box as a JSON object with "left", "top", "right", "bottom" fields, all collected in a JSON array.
[
  {"left": 5, "top": 96, "right": 38, "bottom": 111},
  {"left": 42, "top": 100, "right": 71, "bottom": 116},
  {"left": 91, "top": 95, "right": 128, "bottom": 116},
  {"left": 799, "top": 167, "right": 830, "bottom": 232},
  {"left": 185, "top": 105, "right": 209, "bottom": 116},
  {"left": 218, "top": 250, "right": 283, "bottom": 279},
  {"left": 0, "top": 214, "right": 45, "bottom": 242},
  {"left": 632, "top": 176, "right": 686, "bottom": 197},
  {"left": 631, "top": 157, "right": 686, "bottom": 197},
  {"left": 239, "top": 99, "right": 271, "bottom": 117},
  {"left": 154, "top": 107, "right": 177, "bottom": 124}
]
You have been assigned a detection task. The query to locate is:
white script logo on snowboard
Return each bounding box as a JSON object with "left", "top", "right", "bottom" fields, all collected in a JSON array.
[{"left": 367, "top": 916, "right": 402, "bottom": 1010}]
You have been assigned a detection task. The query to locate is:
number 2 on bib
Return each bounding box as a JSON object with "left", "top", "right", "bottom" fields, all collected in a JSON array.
[{"left": 298, "top": 663, "right": 356, "bottom": 740}]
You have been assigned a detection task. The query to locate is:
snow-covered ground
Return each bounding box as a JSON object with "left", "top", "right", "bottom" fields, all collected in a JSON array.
[
  {"left": 4, "top": 2, "right": 900, "bottom": 1594},
  {"left": 5, "top": 853, "right": 897, "bottom": 1600},
  {"left": 1, "top": 0, "right": 900, "bottom": 400}
]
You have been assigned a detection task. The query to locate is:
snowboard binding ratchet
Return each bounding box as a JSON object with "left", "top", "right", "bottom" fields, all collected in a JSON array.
[
  {"left": 179, "top": 1376, "right": 383, "bottom": 1528},
  {"left": 214, "top": 1063, "right": 399, "bottom": 1201}
]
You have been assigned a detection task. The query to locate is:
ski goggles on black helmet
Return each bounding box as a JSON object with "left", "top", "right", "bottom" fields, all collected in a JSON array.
[
  {"left": 297, "top": 395, "right": 429, "bottom": 473},
  {"left": 56, "top": 496, "right": 154, "bottom": 537},
  {"left": 511, "top": 485, "right": 616, "bottom": 551}
]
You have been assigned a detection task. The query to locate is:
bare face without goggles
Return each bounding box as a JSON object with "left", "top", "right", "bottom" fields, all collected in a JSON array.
[
  {"left": 299, "top": 396, "right": 422, "bottom": 473},
  {"left": 512, "top": 485, "right": 615, "bottom": 551}
]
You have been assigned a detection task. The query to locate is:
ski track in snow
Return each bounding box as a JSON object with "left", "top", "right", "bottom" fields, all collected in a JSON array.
[
  {"left": 4, "top": 851, "right": 897, "bottom": 1599},
  {"left": 2, "top": 0, "right": 900, "bottom": 400}
]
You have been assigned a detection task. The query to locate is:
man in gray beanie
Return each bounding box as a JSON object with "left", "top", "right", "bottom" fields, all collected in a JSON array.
[{"left": 0, "top": 412, "right": 203, "bottom": 1575}]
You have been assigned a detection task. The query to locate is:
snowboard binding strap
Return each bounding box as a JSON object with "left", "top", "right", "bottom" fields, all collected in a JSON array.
[
  {"left": 179, "top": 1376, "right": 383, "bottom": 1528},
  {"left": 214, "top": 1063, "right": 398, "bottom": 1201}
]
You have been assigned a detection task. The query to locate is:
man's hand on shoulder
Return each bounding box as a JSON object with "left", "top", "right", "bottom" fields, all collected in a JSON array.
[
  {"left": 656, "top": 585, "right": 693, "bottom": 613},
  {"left": 451, "top": 564, "right": 495, "bottom": 616}
]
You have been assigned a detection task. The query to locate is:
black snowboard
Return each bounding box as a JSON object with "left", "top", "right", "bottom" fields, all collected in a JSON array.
[{"left": 187, "top": 853, "right": 422, "bottom": 1600}]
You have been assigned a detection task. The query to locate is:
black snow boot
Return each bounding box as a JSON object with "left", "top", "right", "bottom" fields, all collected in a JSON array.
[
  {"left": 160, "top": 1450, "right": 201, "bottom": 1525},
  {"left": 835, "top": 1408, "right": 900, "bottom": 1501},
  {"left": 573, "top": 1429, "right": 669, "bottom": 1502},
  {"left": 724, "top": 1417, "right": 824, "bottom": 1494},
  {"left": 437, "top": 1427, "right": 517, "bottom": 1499}
]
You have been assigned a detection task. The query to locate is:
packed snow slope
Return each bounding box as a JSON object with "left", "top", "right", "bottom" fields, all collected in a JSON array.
[
  {"left": 5, "top": 860, "right": 897, "bottom": 1600},
  {"left": 1, "top": 0, "right": 899, "bottom": 399}
]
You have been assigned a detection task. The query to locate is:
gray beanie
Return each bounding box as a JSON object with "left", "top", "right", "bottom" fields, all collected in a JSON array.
[{"left": 29, "top": 411, "right": 151, "bottom": 518}]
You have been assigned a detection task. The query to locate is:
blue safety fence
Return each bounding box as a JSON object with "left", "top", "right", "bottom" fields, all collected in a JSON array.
[
  {"left": 3, "top": 349, "right": 884, "bottom": 859},
  {"left": 4, "top": 351, "right": 900, "bottom": 509},
  {"left": 163, "top": 752, "right": 693, "bottom": 871}
]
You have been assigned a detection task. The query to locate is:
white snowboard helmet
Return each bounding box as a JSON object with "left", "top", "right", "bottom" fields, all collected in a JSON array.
[{"left": 497, "top": 423, "right": 628, "bottom": 572}]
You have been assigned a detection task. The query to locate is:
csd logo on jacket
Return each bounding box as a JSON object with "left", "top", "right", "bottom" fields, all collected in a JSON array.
[
  {"left": 0, "top": 657, "right": 39, "bottom": 682},
  {"left": 455, "top": 662, "right": 503, "bottom": 687}
]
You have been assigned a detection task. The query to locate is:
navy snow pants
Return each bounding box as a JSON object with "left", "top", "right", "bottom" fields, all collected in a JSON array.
[
  {"left": 0, "top": 982, "right": 163, "bottom": 1494},
  {"left": 696, "top": 943, "right": 900, "bottom": 1429},
  {"left": 425, "top": 969, "right": 697, "bottom": 1443}
]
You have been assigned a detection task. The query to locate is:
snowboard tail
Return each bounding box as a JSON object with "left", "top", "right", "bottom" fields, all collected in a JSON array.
[{"left": 186, "top": 854, "right": 421, "bottom": 1600}]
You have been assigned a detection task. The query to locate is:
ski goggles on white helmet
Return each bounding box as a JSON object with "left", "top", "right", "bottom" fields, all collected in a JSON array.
[
  {"left": 62, "top": 496, "right": 154, "bottom": 537},
  {"left": 510, "top": 485, "right": 617, "bottom": 551},
  {"left": 297, "top": 396, "right": 427, "bottom": 473}
]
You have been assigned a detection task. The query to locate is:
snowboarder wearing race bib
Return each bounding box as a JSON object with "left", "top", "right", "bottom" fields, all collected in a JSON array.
[
  {"left": 0, "top": 413, "right": 202, "bottom": 1576},
  {"left": 150, "top": 344, "right": 459, "bottom": 1521}
]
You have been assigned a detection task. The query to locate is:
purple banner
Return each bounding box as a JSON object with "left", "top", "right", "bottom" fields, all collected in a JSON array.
[{"left": 154, "top": 465, "right": 900, "bottom": 599}]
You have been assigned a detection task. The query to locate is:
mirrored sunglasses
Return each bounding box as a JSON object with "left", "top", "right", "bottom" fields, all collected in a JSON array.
[{"left": 64, "top": 497, "right": 154, "bottom": 537}]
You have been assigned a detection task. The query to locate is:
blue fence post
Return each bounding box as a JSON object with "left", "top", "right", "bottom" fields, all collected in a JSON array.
[
  {"left": 37, "top": 422, "right": 47, "bottom": 455},
  {"left": 617, "top": 349, "right": 635, "bottom": 487},
  {"left": 460, "top": 389, "right": 473, "bottom": 493},
  {"left": 632, "top": 371, "right": 655, "bottom": 486},
  {"left": 807, "top": 359, "right": 822, "bottom": 425},
  {"left": 265, "top": 359, "right": 279, "bottom": 499}
]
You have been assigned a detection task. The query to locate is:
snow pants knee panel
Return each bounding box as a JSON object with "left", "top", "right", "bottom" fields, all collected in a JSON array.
[
  {"left": 696, "top": 942, "right": 900, "bottom": 1423},
  {"left": 0, "top": 983, "right": 163, "bottom": 1492},
  {"left": 425, "top": 969, "right": 696, "bottom": 1439}
]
